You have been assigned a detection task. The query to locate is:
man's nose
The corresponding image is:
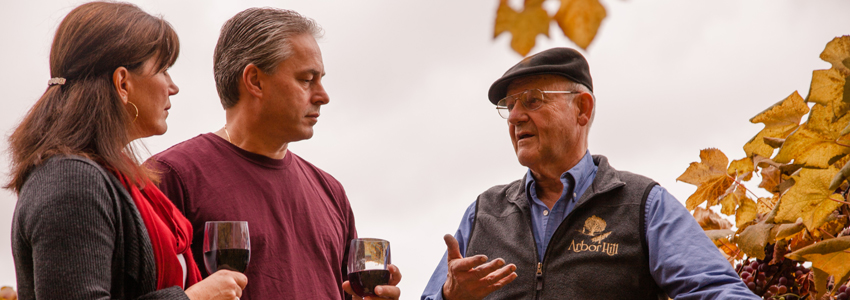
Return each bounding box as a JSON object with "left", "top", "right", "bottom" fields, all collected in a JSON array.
[{"left": 312, "top": 82, "right": 329, "bottom": 105}]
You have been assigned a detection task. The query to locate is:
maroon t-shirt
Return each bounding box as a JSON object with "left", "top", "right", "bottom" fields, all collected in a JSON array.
[{"left": 148, "top": 133, "right": 356, "bottom": 300}]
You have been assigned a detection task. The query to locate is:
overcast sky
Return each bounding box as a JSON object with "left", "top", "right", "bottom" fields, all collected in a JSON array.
[{"left": 2, "top": 0, "right": 849, "bottom": 296}]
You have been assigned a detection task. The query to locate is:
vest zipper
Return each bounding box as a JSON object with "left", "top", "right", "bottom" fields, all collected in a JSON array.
[
  {"left": 535, "top": 262, "right": 544, "bottom": 292},
  {"left": 534, "top": 185, "right": 612, "bottom": 299}
]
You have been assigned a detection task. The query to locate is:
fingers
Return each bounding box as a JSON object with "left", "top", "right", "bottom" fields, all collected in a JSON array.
[
  {"left": 341, "top": 281, "right": 364, "bottom": 300},
  {"left": 483, "top": 264, "right": 517, "bottom": 287},
  {"left": 233, "top": 271, "right": 248, "bottom": 289},
  {"left": 215, "top": 269, "right": 248, "bottom": 289},
  {"left": 387, "top": 264, "right": 402, "bottom": 286},
  {"left": 450, "top": 255, "right": 488, "bottom": 272},
  {"left": 444, "top": 234, "right": 490, "bottom": 272},
  {"left": 373, "top": 285, "right": 401, "bottom": 300},
  {"left": 472, "top": 258, "right": 506, "bottom": 277},
  {"left": 212, "top": 269, "right": 248, "bottom": 289},
  {"left": 444, "top": 234, "right": 462, "bottom": 261}
]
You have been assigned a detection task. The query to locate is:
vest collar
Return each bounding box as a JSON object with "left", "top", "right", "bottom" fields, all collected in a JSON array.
[
  {"left": 576, "top": 155, "right": 625, "bottom": 206},
  {"left": 506, "top": 154, "right": 625, "bottom": 210}
]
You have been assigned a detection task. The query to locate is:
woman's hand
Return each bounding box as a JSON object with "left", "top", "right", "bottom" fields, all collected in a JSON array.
[{"left": 185, "top": 270, "right": 248, "bottom": 300}]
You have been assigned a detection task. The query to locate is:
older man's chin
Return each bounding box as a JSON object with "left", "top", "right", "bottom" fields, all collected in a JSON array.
[{"left": 514, "top": 151, "right": 539, "bottom": 168}]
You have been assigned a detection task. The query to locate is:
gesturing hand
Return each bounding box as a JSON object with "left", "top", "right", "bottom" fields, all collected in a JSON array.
[
  {"left": 342, "top": 264, "right": 402, "bottom": 300},
  {"left": 442, "top": 234, "right": 517, "bottom": 300}
]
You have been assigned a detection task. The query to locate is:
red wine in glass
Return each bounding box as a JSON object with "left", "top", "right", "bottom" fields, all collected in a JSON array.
[
  {"left": 203, "top": 221, "right": 250, "bottom": 274},
  {"left": 349, "top": 269, "right": 391, "bottom": 297},
  {"left": 347, "top": 238, "right": 391, "bottom": 298},
  {"left": 203, "top": 248, "right": 250, "bottom": 273}
]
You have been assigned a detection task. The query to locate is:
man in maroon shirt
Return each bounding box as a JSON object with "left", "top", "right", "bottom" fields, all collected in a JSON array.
[{"left": 147, "top": 8, "right": 401, "bottom": 300}]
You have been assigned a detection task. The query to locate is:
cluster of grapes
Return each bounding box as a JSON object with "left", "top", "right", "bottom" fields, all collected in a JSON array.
[
  {"left": 736, "top": 246, "right": 810, "bottom": 299},
  {"left": 836, "top": 285, "right": 848, "bottom": 300}
]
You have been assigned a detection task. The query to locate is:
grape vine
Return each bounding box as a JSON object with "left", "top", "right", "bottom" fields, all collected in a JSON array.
[{"left": 679, "top": 36, "right": 850, "bottom": 300}]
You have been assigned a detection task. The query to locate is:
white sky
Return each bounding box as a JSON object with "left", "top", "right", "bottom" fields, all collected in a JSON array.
[{"left": 1, "top": 0, "right": 849, "bottom": 297}]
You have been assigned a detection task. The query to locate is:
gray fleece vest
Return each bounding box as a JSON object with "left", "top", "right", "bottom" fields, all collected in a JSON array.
[{"left": 466, "top": 155, "right": 666, "bottom": 299}]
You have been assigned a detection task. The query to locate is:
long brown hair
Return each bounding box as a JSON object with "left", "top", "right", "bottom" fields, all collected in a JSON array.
[{"left": 6, "top": 1, "right": 179, "bottom": 193}]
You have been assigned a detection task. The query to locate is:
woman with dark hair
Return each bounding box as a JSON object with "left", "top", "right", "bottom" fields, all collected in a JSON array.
[{"left": 7, "top": 2, "right": 246, "bottom": 299}]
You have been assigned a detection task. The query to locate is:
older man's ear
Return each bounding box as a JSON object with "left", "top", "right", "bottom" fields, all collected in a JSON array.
[{"left": 575, "top": 92, "right": 594, "bottom": 126}]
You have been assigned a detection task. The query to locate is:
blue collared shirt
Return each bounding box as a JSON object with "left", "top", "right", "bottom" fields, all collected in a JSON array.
[
  {"left": 526, "top": 153, "right": 596, "bottom": 261},
  {"left": 421, "top": 151, "right": 758, "bottom": 300}
]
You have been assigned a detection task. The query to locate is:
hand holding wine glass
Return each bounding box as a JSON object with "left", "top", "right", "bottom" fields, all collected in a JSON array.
[
  {"left": 342, "top": 238, "right": 402, "bottom": 300},
  {"left": 184, "top": 269, "right": 247, "bottom": 300}
]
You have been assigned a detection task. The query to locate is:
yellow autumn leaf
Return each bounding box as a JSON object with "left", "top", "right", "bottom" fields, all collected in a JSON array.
[
  {"left": 757, "top": 195, "right": 779, "bottom": 215},
  {"left": 819, "top": 36, "right": 850, "bottom": 75},
  {"left": 830, "top": 158, "right": 850, "bottom": 190},
  {"left": 705, "top": 229, "right": 734, "bottom": 242},
  {"left": 0, "top": 286, "right": 15, "bottom": 300},
  {"left": 719, "top": 184, "right": 744, "bottom": 216},
  {"left": 553, "top": 0, "right": 606, "bottom": 50},
  {"left": 811, "top": 268, "right": 830, "bottom": 300},
  {"left": 758, "top": 165, "right": 781, "bottom": 193},
  {"left": 788, "top": 230, "right": 816, "bottom": 252},
  {"left": 773, "top": 125, "right": 850, "bottom": 168},
  {"left": 807, "top": 95, "right": 850, "bottom": 135},
  {"left": 743, "top": 91, "right": 809, "bottom": 158},
  {"left": 810, "top": 215, "right": 846, "bottom": 240},
  {"left": 774, "top": 81, "right": 850, "bottom": 168},
  {"left": 774, "top": 222, "right": 806, "bottom": 241},
  {"left": 693, "top": 206, "right": 732, "bottom": 231},
  {"left": 494, "top": 0, "right": 550, "bottom": 56},
  {"left": 727, "top": 157, "right": 754, "bottom": 181},
  {"left": 807, "top": 68, "right": 847, "bottom": 108},
  {"left": 775, "top": 167, "right": 844, "bottom": 231},
  {"left": 678, "top": 148, "right": 734, "bottom": 210},
  {"left": 736, "top": 222, "right": 775, "bottom": 260},
  {"left": 713, "top": 236, "right": 743, "bottom": 265},
  {"left": 736, "top": 196, "right": 757, "bottom": 226},
  {"left": 785, "top": 236, "right": 850, "bottom": 288}
]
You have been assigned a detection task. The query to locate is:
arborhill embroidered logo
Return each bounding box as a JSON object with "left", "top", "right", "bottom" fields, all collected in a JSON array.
[{"left": 567, "top": 215, "right": 619, "bottom": 256}]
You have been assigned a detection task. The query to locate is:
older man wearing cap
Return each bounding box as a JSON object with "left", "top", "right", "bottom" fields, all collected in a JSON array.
[{"left": 420, "top": 48, "right": 758, "bottom": 300}]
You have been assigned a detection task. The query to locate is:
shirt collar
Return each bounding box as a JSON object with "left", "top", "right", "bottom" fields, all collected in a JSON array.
[{"left": 524, "top": 150, "right": 596, "bottom": 200}]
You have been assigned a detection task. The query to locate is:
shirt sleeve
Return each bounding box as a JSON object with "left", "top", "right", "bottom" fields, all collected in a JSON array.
[
  {"left": 645, "top": 186, "right": 760, "bottom": 299},
  {"left": 145, "top": 158, "right": 188, "bottom": 213},
  {"left": 420, "top": 201, "right": 477, "bottom": 300},
  {"left": 343, "top": 193, "right": 356, "bottom": 300},
  {"left": 15, "top": 160, "right": 118, "bottom": 299}
]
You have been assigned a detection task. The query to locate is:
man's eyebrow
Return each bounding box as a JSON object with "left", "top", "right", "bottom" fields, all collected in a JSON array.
[{"left": 300, "top": 69, "right": 325, "bottom": 77}]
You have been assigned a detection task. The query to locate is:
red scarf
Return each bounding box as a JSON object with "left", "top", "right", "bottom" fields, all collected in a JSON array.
[{"left": 114, "top": 171, "right": 202, "bottom": 290}]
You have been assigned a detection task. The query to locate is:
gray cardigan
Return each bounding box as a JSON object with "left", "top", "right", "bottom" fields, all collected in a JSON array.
[{"left": 11, "top": 155, "right": 190, "bottom": 300}]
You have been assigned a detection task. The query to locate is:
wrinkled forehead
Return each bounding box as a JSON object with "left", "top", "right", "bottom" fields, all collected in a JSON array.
[{"left": 505, "top": 74, "right": 570, "bottom": 94}]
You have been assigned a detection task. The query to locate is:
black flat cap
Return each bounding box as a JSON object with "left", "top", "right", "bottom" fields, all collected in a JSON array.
[{"left": 488, "top": 47, "right": 593, "bottom": 104}]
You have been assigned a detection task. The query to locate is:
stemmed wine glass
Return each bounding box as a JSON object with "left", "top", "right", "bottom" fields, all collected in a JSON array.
[
  {"left": 203, "top": 221, "right": 251, "bottom": 274},
  {"left": 347, "top": 238, "right": 391, "bottom": 297}
]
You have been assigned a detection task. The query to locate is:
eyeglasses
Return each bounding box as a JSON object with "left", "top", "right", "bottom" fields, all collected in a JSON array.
[{"left": 496, "top": 89, "right": 581, "bottom": 119}]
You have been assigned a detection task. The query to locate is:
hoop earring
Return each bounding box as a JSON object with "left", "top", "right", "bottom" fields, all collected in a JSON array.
[{"left": 127, "top": 102, "right": 139, "bottom": 122}]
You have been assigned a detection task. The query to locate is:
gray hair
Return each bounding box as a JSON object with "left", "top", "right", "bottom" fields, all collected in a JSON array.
[{"left": 214, "top": 8, "right": 323, "bottom": 108}]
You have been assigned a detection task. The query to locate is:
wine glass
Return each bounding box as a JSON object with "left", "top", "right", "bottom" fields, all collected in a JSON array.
[
  {"left": 203, "top": 221, "right": 251, "bottom": 274},
  {"left": 347, "top": 238, "right": 391, "bottom": 297}
]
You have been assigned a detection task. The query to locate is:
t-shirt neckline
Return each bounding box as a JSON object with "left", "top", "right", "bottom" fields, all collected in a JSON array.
[{"left": 203, "top": 133, "right": 293, "bottom": 169}]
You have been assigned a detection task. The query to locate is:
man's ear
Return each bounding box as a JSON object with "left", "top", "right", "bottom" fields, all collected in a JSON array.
[
  {"left": 112, "top": 66, "right": 130, "bottom": 104},
  {"left": 242, "top": 64, "right": 263, "bottom": 99},
  {"left": 576, "top": 92, "right": 594, "bottom": 126}
]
